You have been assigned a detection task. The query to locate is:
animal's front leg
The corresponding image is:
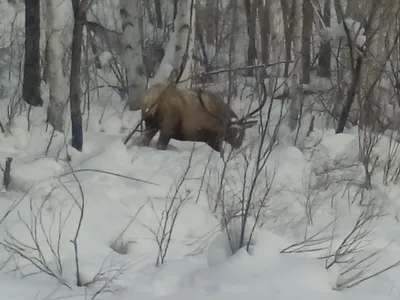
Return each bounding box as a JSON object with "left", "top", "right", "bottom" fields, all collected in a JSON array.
[
  {"left": 206, "top": 138, "right": 223, "bottom": 152},
  {"left": 156, "top": 119, "right": 178, "bottom": 150},
  {"left": 140, "top": 128, "right": 158, "bottom": 146},
  {"left": 156, "top": 131, "right": 171, "bottom": 150},
  {"left": 140, "top": 117, "right": 158, "bottom": 146}
]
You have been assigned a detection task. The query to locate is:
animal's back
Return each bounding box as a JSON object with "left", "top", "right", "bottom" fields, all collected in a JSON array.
[
  {"left": 178, "top": 89, "right": 236, "bottom": 139},
  {"left": 140, "top": 83, "right": 184, "bottom": 117},
  {"left": 184, "top": 89, "right": 235, "bottom": 120}
]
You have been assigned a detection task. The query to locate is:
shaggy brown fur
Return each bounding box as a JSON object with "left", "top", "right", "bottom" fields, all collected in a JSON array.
[{"left": 139, "top": 83, "right": 256, "bottom": 152}]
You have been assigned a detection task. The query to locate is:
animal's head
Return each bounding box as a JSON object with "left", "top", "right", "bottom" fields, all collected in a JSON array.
[{"left": 224, "top": 117, "right": 258, "bottom": 149}]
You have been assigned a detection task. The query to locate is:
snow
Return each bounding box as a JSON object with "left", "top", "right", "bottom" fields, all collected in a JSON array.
[
  {"left": 0, "top": 2, "right": 400, "bottom": 300},
  {"left": 0, "top": 77, "right": 399, "bottom": 300}
]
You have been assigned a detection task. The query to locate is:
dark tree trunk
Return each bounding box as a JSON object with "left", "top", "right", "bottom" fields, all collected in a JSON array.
[
  {"left": 318, "top": 0, "right": 331, "bottom": 77},
  {"left": 243, "top": 0, "right": 257, "bottom": 76},
  {"left": 258, "top": 0, "right": 270, "bottom": 66},
  {"left": 154, "top": 0, "right": 163, "bottom": 28},
  {"left": 69, "top": 0, "right": 87, "bottom": 151},
  {"left": 42, "top": 41, "right": 49, "bottom": 83},
  {"left": 301, "top": 0, "right": 313, "bottom": 84},
  {"left": 23, "top": 0, "right": 43, "bottom": 107},
  {"left": 281, "top": 0, "right": 295, "bottom": 77},
  {"left": 336, "top": 55, "right": 363, "bottom": 133}
]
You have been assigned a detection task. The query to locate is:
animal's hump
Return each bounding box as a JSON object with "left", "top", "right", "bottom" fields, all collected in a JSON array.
[
  {"left": 140, "top": 83, "right": 178, "bottom": 115},
  {"left": 190, "top": 89, "right": 235, "bottom": 120}
]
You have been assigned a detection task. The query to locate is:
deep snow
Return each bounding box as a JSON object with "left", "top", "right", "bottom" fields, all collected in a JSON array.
[
  {"left": 0, "top": 1, "right": 400, "bottom": 299},
  {"left": 0, "top": 78, "right": 399, "bottom": 300}
]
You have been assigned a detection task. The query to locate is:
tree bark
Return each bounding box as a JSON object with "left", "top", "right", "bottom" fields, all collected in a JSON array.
[
  {"left": 258, "top": 0, "right": 270, "bottom": 66},
  {"left": 46, "top": 0, "right": 69, "bottom": 132},
  {"left": 154, "top": 0, "right": 163, "bottom": 28},
  {"left": 280, "top": 0, "right": 294, "bottom": 77},
  {"left": 317, "top": 0, "right": 331, "bottom": 77},
  {"left": 243, "top": 0, "right": 257, "bottom": 76},
  {"left": 178, "top": 0, "right": 196, "bottom": 89},
  {"left": 120, "top": 0, "right": 147, "bottom": 110},
  {"left": 288, "top": 0, "right": 303, "bottom": 131},
  {"left": 69, "top": 0, "right": 87, "bottom": 151},
  {"left": 301, "top": 0, "right": 312, "bottom": 84},
  {"left": 153, "top": 0, "right": 192, "bottom": 84},
  {"left": 23, "top": 0, "right": 43, "bottom": 107}
]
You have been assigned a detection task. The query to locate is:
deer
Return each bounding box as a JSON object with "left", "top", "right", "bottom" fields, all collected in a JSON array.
[{"left": 137, "top": 81, "right": 267, "bottom": 153}]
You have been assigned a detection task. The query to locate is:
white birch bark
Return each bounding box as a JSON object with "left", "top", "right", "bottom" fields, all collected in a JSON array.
[
  {"left": 152, "top": 0, "right": 192, "bottom": 84},
  {"left": 46, "top": 0, "right": 69, "bottom": 132},
  {"left": 120, "top": 0, "right": 147, "bottom": 110},
  {"left": 177, "top": 0, "right": 196, "bottom": 89},
  {"left": 288, "top": 0, "right": 303, "bottom": 131}
]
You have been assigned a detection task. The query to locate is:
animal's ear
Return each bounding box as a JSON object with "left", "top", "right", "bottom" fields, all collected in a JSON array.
[{"left": 243, "top": 120, "right": 258, "bottom": 129}]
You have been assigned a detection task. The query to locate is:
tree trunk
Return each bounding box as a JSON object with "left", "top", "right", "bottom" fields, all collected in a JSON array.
[
  {"left": 336, "top": 55, "right": 363, "bottom": 133},
  {"left": 301, "top": 0, "right": 312, "bottom": 84},
  {"left": 154, "top": 0, "right": 163, "bottom": 28},
  {"left": 46, "top": 0, "right": 69, "bottom": 132},
  {"left": 23, "top": 0, "right": 43, "bottom": 107},
  {"left": 204, "top": 0, "right": 216, "bottom": 45},
  {"left": 280, "top": 0, "right": 294, "bottom": 77},
  {"left": 120, "top": 0, "right": 147, "bottom": 111},
  {"left": 153, "top": 0, "right": 192, "bottom": 84},
  {"left": 258, "top": 0, "right": 270, "bottom": 66},
  {"left": 178, "top": 0, "right": 196, "bottom": 89},
  {"left": 267, "top": 0, "right": 281, "bottom": 94},
  {"left": 69, "top": 0, "right": 87, "bottom": 151},
  {"left": 243, "top": 0, "right": 257, "bottom": 76},
  {"left": 317, "top": 0, "right": 331, "bottom": 77},
  {"left": 288, "top": 0, "right": 303, "bottom": 131}
]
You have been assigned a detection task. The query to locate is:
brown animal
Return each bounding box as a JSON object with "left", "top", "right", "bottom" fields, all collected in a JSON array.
[{"left": 138, "top": 82, "right": 266, "bottom": 152}]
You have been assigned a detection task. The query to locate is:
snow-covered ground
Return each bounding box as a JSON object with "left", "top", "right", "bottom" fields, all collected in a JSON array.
[
  {"left": 0, "top": 74, "right": 400, "bottom": 300},
  {"left": 0, "top": 1, "right": 400, "bottom": 299}
]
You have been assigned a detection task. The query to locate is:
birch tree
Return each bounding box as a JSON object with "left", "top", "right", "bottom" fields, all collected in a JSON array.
[
  {"left": 267, "top": 0, "right": 284, "bottom": 93},
  {"left": 176, "top": 0, "right": 196, "bottom": 89},
  {"left": 46, "top": 0, "right": 70, "bottom": 132},
  {"left": 288, "top": 0, "right": 303, "bottom": 132},
  {"left": 120, "top": 0, "right": 147, "bottom": 110},
  {"left": 152, "top": 0, "right": 193, "bottom": 84},
  {"left": 23, "top": 0, "right": 43, "bottom": 106}
]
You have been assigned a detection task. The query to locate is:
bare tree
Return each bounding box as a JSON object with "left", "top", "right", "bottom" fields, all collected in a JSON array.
[
  {"left": 120, "top": 0, "right": 147, "bottom": 110},
  {"left": 23, "top": 0, "right": 43, "bottom": 107},
  {"left": 243, "top": 0, "right": 257, "bottom": 76},
  {"left": 317, "top": 0, "right": 331, "bottom": 77},
  {"left": 46, "top": 0, "right": 70, "bottom": 132},
  {"left": 301, "top": 0, "right": 312, "bottom": 84},
  {"left": 280, "top": 0, "right": 294, "bottom": 77},
  {"left": 176, "top": 0, "right": 196, "bottom": 88},
  {"left": 154, "top": 0, "right": 163, "bottom": 28},
  {"left": 69, "top": 0, "right": 88, "bottom": 151},
  {"left": 153, "top": 0, "right": 193, "bottom": 84},
  {"left": 288, "top": 0, "right": 303, "bottom": 132},
  {"left": 257, "top": 0, "right": 270, "bottom": 66}
]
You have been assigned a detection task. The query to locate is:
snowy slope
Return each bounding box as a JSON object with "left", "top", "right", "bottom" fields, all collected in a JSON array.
[
  {"left": 0, "top": 1, "right": 400, "bottom": 299},
  {"left": 0, "top": 82, "right": 399, "bottom": 300}
]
